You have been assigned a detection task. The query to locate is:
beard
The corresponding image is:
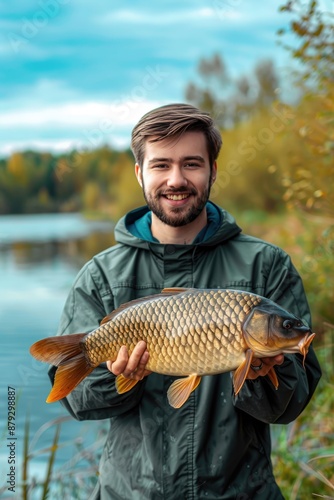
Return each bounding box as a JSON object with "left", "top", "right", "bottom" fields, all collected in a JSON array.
[{"left": 142, "top": 180, "right": 212, "bottom": 228}]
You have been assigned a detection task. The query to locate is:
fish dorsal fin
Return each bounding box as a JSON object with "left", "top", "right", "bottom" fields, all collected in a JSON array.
[
  {"left": 167, "top": 374, "right": 201, "bottom": 408},
  {"left": 161, "top": 287, "right": 195, "bottom": 295},
  {"left": 233, "top": 349, "right": 254, "bottom": 395},
  {"left": 100, "top": 292, "right": 170, "bottom": 325},
  {"left": 100, "top": 288, "right": 195, "bottom": 325}
]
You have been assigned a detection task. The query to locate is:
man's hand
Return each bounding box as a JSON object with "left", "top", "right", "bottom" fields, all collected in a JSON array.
[
  {"left": 107, "top": 341, "right": 152, "bottom": 381},
  {"left": 246, "top": 354, "right": 284, "bottom": 381}
]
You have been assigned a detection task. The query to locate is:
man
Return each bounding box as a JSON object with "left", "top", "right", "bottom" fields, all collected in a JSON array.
[{"left": 50, "top": 103, "right": 321, "bottom": 499}]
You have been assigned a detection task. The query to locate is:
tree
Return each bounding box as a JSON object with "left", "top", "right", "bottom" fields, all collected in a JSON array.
[
  {"left": 277, "top": 0, "right": 334, "bottom": 215},
  {"left": 185, "top": 54, "right": 280, "bottom": 127}
]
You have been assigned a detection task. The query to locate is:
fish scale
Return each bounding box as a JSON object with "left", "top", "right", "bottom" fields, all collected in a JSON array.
[
  {"left": 30, "top": 287, "right": 316, "bottom": 407},
  {"left": 83, "top": 289, "right": 260, "bottom": 375}
]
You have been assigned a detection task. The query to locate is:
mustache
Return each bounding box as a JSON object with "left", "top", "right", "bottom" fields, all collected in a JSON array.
[{"left": 158, "top": 187, "right": 197, "bottom": 196}]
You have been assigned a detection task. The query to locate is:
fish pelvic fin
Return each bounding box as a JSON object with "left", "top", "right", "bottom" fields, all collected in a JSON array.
[
  {"left": 233, "top": 349, "right": 254, "bottom": 395},
  {"left": 116, "top": 374, "right": 140, "bottom": 394},
  {"left": 167, "top": 374, "right": 201, "bottom": 409},
  {"left": 30, "top": 333, "right": 94, "bottom": 403}
]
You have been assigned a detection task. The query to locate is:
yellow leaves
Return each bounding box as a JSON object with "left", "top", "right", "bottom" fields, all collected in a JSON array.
[
  {"left": 7, "top": 153, "right": 29, "bottom": 186},
  {"left": 82, "top": 181, "right": 100, "bottom": 211},
  {"left": 292, "top": 21, "right": 308, "bottom": 37},
  {"left": 298, "top": 126, "right": 309, "bottom": 137},
  {"left": 268, "top": 165, "right": 277, "bottom": 174}
]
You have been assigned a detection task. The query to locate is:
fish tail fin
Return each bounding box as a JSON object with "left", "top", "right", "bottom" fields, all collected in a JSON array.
[
  {"left": 47, "top": 354, "right": 94, "bottom": 402},
  {"left": 30, "top": 334, "right": 94, "bottom": 403},
  {"left": 30, "top": 333, "right": 87, "bottom": 365}
]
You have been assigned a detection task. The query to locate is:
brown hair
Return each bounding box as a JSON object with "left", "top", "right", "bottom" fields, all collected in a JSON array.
[{"left": 131, "top": 103, "right": 222, "bottom": 168}]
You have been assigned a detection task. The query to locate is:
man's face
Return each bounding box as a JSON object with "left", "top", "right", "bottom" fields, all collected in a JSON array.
[{"left": 135, "top": 131, "right": 217, "bottom": 228}]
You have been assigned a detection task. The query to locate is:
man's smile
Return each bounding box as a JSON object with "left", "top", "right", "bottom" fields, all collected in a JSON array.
[{"left": 164, "top": 193, "right": 190, "bottom": 201}]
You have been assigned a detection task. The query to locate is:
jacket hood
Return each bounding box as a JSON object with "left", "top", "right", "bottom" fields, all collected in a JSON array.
[{"left": 114, "top": 202, "right": 242, "bottom": 249}]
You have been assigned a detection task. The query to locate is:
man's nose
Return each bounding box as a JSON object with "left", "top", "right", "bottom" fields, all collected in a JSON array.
[{"left": 166, "top": 167, "right": 188, "bottom": 188}]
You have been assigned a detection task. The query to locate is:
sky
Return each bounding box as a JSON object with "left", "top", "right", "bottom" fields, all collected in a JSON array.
[{"left": 0, "top": 0, "right": 332, "bottom": 158}]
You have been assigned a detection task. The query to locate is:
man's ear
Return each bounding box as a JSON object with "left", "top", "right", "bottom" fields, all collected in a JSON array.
[
  {"left": 210, "top": 161, "right": 217, "bottom": 186},
  {"left": 135, "top": 163, "right": 143, "bottom": 187}
]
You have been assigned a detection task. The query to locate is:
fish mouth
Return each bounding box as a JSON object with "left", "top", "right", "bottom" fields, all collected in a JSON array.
[{"left": 281, "top": 332, "right": 316, "bottom": 364}]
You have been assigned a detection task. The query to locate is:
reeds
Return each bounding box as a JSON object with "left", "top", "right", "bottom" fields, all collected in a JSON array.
[{"left": 0, "top": 415, "right": 107, "bottom": 500}]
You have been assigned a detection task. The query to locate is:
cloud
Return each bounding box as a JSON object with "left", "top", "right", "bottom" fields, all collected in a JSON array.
[
  {"left": 100, "top": 7, "right": 242, "bottom": 25},
  {"left": 0, "top": 98, "right": 163, "bottom": 128},
  {"left": 0, "top": 97, "right": 163, "bottom": 156},
  {"left": 0, "top": 139, "right": 80, "bottom": 157},
  {"left": 0, "top": 135, "right": 133, "bottom": 157}
]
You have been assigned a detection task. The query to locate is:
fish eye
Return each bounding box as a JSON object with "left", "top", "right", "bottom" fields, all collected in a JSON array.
[{"left": 283, "top": 319, "right": 293, "bottom": 329}]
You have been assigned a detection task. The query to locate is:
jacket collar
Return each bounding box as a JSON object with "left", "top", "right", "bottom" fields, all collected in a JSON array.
[{"left": 114, "top": 202, "right": 242, "bottom": 249}]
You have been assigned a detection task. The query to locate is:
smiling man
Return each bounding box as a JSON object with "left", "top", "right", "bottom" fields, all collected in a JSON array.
[
  {"left": 50, "top": 103, "right": 321, "bottom": 499},
  {"left": 135, "top": 130, "right": 217, "bottom": 243}
]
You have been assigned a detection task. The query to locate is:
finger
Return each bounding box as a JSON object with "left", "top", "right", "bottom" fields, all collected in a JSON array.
[
  {"left": 247, "top": 365, "right": 266, "bottom": 380},
  {"left": 247, "top": 358, "right": 270, "bottom": 380},
  {"left": 107, "top": 345, "right": 129, "bottom": 376},
  {"left": 247, "top": 355, "right": 285, "bottom": 380},
  {"left": 132, "top": 350, "right": 150, "bottom": 380},
  {"left": 273, "top": 354, "right": 284, "bottom": 366},
  {"left": 261, "top": 355, "right": 284, "bottom": 367},
  {"left": 122, "top": 341, "right": 148, "bottom": 378}
]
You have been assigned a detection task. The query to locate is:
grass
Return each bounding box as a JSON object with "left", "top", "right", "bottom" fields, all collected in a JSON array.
[
  {"left": 0, "top": 415, "right": 107, "bottom": 500},
  {"left": 271, "top": 326, "right": 334, "bottom": 499}
]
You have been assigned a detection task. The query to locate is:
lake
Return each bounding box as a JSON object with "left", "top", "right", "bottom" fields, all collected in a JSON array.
[{"left": 0, "top": 213, "right": 115, "bottom": 499}]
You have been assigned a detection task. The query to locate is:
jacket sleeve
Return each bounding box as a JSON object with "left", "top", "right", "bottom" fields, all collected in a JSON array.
[
  {"left": 233, "top": 246, "right": 321, "bottom": 424},
  {"left": 48, "top": 262, "right": 146, "bottom": 421}
]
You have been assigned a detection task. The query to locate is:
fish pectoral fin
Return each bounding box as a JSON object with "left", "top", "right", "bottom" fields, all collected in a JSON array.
[
  {"left": 233, "top": 349, "right": 254, "bottom": 395},
  {"left": 115, "top": 374, "right": 139, "bottom": 394},
  {"left": 267, "top": 367, "right": 279, "bottom": 390},
  {"left": 167, "top": 374, "right": 201, "bottom": 409}
]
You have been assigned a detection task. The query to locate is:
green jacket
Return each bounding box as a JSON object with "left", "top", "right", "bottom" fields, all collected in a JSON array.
[{"left": 49, "top": 204, "right": 321, "bottom": 500}]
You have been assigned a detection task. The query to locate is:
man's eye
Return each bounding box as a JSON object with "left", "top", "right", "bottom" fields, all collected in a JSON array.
[
  {"left": 184, "top": 163, "right": 199, "bottom": 168},
  {"left": 153, "top": 164, "right": 168, "bottom": 169}
]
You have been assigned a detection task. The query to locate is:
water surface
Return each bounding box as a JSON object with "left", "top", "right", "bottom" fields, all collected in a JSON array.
[{"left": 0, "top": 213, "right": 114, "bottom": 497}]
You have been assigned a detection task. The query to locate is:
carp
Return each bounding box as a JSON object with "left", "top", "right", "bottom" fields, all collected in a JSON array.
[{"left": 30, "top": 287, "right": 315, "bottom": 408}]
